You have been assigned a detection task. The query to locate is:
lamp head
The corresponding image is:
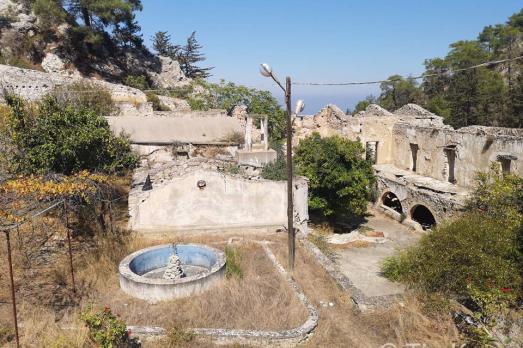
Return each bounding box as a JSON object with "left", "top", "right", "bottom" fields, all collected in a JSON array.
[
  {"left": 295, "top": 99, "right": 305, "bottom": 114},
  {"left": 260, "top": 63, "right": 272, "bottom": 77}
]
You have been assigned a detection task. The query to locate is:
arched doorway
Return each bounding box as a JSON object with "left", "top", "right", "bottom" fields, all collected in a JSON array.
[
  {"left": 381, "top": 192, "right": 403, "bottom": 214},
  {"left": 411, "top": 205, "right": 436, "bottom": 230}
]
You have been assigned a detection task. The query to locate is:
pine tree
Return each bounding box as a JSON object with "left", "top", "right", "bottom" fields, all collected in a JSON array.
[
  {"left": 180, "top": 31, "right": 213, "bottom": 79},
  {"left": 152, "top": 31, "right": 180, "bottom": 57}
]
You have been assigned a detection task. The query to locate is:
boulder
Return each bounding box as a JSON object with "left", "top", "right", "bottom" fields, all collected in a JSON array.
[
  {"left": 157, "top": 95, "right": 191, "bottom": 111},
  {"left": 41, "top": 52, "right": 81, "bottom": 77},
  {"left": 149, "top": 56, "right": 189, "bottom": 89}
]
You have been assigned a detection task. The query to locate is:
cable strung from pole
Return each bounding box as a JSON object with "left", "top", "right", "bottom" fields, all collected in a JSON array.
[{"left": 292, "top": 55, "right": 523, "bottom": 86}]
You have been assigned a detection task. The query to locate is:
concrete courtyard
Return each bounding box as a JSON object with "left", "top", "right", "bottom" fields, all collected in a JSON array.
[{"left": 330, "top": 210, "right": 421, "bottom": 299}]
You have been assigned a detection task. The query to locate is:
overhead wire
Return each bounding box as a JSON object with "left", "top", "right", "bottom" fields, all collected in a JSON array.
[{"left": 292, "top": 55, "right": 523, "bottom": 86}]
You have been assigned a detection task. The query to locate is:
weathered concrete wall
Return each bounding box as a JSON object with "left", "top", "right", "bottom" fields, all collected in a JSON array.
[
  {"left": 129, "top": 170, "right": 308, "bottom": 232},
  {"left": 391, "top": 124, "right": 523, "bottom": 188},
  {"left": 106, "top": 115, "right": 243, "bottom": 144}
]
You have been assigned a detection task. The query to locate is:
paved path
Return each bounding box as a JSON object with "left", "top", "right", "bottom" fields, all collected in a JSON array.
[{"left": 333, "top": 210, "right": 420, "bottom": 298}]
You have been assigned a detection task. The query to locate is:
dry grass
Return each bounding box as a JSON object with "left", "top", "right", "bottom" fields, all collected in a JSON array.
[
  {"left": 270, "top": 236, "right": 461, "bottom": 347},
  {"left": 77, "top": 234, "right": 308, "bottom": 331}
]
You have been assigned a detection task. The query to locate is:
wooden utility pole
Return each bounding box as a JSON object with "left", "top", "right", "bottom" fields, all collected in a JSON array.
[{"left": 285, "top": 76, "right": 295, "bottom": 271}]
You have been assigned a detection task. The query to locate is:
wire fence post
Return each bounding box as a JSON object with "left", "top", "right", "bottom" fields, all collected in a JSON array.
[
  {"left": 108, "top": 201, "right": 114, "bottom": 234},
  {"left": 63, "top": 201, "right": 76, "bottom": 294},
  {"left": 5, "top": 230, "right": 20, "bottom": 348}
]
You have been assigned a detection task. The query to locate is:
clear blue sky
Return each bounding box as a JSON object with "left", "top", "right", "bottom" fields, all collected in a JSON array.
[{"left": 136, "top": 1, "right": 522, "bottom": 113}]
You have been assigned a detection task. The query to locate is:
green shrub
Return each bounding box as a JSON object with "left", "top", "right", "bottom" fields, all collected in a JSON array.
[
  {"left": 294, "top": 132, "right": 376, "bottom": 218},
  {"left": 225, "top": 246, "right": 243, "bottom": 279},
  {"left": 3, "top": 95, "right": 137, "bottom": 175},
  {"left": 382, "top": 169, "right": 523, "bottom": 307},
  {"left": 165, "top": 326, "right": 196, "bottom": 347},
  {"left": 51, "top": 81, "right": 115, "bottom": 116},
  {"left": 80, "top": 305, "right": 129, "bottom": 348},
  {"left": 146, "top": 92, "right": 170, "bottom": 111},
  {"left": 261, "top": 144, "right": 287, "bottom": 181},
  {"left": 124, "top": 74, "right": 150, "bottom": 90}
]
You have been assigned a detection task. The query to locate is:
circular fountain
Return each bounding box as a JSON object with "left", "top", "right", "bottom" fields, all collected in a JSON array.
[{"left": 119, "top": 244, "right": 226, "bottom": 302}]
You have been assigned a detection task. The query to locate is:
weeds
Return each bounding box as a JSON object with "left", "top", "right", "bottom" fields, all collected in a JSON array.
[
  {"left": 225, "top": 245, "right": 243, "bottom": 279},
  {"left": 164, "top": 326, "right": 196, "bottom": 347},
  {"left": 80, "top": 304, "right": 129, "bottom": 348}
]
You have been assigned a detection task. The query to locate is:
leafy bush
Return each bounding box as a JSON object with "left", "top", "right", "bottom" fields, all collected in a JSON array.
[
  {"left": 294, "top": 133, "right": 376, "bottom": 218},
  {"left": 145, "top": 92, "right": 170, "bottom": 111},
  {"left": 3, "top": 95, "right": 137, "bottom": 175},
  {"left": 261, "top": 143, "right": 287, "bottom": 181},
  {"left": 225, "top": 246, "right": 243, "bottom": 279},
  {"left": 80, "top": 305, "right": 129, "bottom": 348},
  {"left": 382, "top": 169, "right": 523, "bottom": 307},
  {"left": 51, "top": 81, "right": 115, "bottom": 116},
  {"left": 124, "top": 74, "right": 150, "bottom": 90}
]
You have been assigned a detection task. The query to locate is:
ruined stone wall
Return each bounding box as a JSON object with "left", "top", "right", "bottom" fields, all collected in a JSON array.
[
  {"left": 391, "top": 123, "right": 523, "bottom": 188},
  {"left": 344, "top": 116, "right": 398, "bottom": 165}
]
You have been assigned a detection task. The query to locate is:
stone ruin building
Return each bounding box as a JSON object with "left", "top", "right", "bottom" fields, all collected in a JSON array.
[{"left": 294, "top": 103, "right": 523, "bottom": 231}]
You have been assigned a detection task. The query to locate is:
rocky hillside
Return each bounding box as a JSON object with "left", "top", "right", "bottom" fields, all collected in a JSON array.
[{"left": 0, "top": 0, "right": 189, "bottom": 89}]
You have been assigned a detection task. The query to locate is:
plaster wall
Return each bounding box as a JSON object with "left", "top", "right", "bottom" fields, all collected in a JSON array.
[{"left": 130, "top": 170, "right": 308, "bottom": 232}]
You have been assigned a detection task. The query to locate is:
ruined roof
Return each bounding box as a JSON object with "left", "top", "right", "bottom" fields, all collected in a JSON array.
[
  {"left": 319, "top": 104, "right": 348, "bottom": 120},
  {"left": 394, "top": 104, "right": 436, "bottom": 117},
  {"left": 355, "top": 104, "right": 393, "bottom": 117},
  {"left": 106, "top": 116, "right": 243, "bottom": 144}
]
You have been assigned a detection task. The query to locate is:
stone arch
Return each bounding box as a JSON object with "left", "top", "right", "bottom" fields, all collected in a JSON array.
[
  {"left": 380, "top": 191, "right": 403, "bottom": 214},
  {"left": 410, "top": 204, "right": 437, "bottom": 231}
]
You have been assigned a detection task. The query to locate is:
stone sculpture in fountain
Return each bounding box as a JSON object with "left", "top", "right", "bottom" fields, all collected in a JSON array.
[{"left": 163, "top": 246, "right": 185, "bottom": 280}]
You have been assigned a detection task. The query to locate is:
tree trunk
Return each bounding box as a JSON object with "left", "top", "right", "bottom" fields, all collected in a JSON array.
[{"left": 81, "top": 7, "right": 91, "bottom": 27}]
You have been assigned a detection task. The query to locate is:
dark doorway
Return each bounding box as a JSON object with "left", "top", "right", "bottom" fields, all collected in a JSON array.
[
  {"left": 382, "top": 192, "right": 402, "bottom": 214},
  {"left": 411, "top": 205, "right": 436, "bottom": 230}
]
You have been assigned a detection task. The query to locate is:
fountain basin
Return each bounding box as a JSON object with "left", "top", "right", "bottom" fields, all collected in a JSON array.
[{"left": 119, "top": 244, "right": 226, "bottom": 302}]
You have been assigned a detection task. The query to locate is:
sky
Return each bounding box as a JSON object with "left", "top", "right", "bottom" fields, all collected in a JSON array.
[{"left": 136, "top": 1, "right": 523, "bottom": 114}]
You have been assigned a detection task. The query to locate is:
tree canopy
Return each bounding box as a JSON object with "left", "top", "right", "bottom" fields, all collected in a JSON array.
[
  {"left": 152, "top": 30, "right": 213, "bottom": 79},
  {"left": 294, "top": 133, "right": 375, "bottom": 218},
  {"left": 353, "top": 9, "right": 523, "bottom": 128}
]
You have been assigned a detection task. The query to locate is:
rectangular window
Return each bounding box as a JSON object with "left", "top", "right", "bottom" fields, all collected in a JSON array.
[
  {"left": 443, "top": 146, "right": 457, "bottom": 183},
  {"left": 410, "top": 143, "right": 419, "bottom": 172},
  {"left": 365, "top": 141, "right": 378, "bottom": 164}
]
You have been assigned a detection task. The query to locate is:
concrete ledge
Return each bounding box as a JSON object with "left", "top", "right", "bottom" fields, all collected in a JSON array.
[
  {"left": 128, "top": 241, "right": 318, "bottom": 346},
  {"left": 236, "top": 149, "right": 277, "bottom": 167}
]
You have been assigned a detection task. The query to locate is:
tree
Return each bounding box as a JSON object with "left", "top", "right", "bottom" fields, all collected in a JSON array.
[
  {"left": 294, "top": 133, "right": 375, "bottom": 218},
  {"left": 186, "top": 80, "right": 287, "bottom": 141},
  {"left": 378, "top": 75, "right": 424, "bottom": 111},
  {"left": 353, "top": 95, "right": 377, "bottom": 113},
  {"left": 31, "top": 0, "right": 144, "bottom": 49},
  {"left": 152, "top": 31, "right": 180, "bottom": 57},
  {"left": 179, "top": 31, "right": 213, "bottom": 79}
]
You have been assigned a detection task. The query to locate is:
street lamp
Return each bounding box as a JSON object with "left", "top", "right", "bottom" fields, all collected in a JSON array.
[{"left": 260, "top": 63, "right": 305, "bottom": 271}]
